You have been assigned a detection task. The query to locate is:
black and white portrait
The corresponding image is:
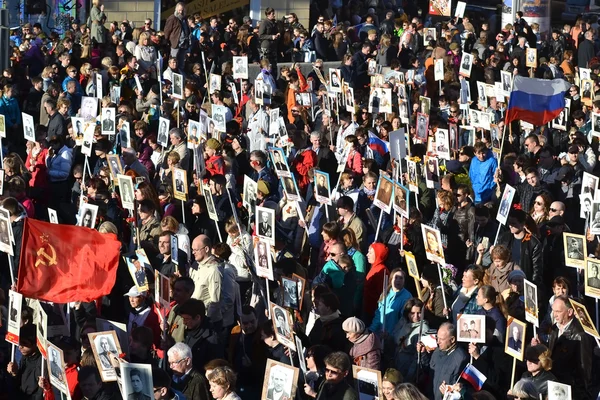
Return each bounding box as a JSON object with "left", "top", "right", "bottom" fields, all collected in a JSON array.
[
  {"left": 270, "top": 304, "right": 295, "bottom": 350},
  {"left": 459, "top": 53, "right": 472, "bottom": 77},
  {"left": 254, "top": 239, "right": 273, "bottom": 280},
  {"left": 209, "top": 73, "right": 221, "bottom": 95},
  {"left": 90, "top": 331, "right": 120, "bottom": 379},
  {"left": 416, "top": 113, "right": 428, "bottom": 141},
  {"left": 282, "top": 277, "right": 299, "bottom": 310},
  {"left": 157, "top": 118, "right": 170, "bottom": 147},
  {"left": 118, "top": 175, "right": 135, "bottom": 210},
  {"left": 256, "top": 206, "right": 275, "bottom": 243},
  {"left": 78, "top": 203, "right": 98, "bottom": 229},
  {"left": 172, "top": 73, "right": 184, "bottom": 99},
  {"left": 211, "top": 104, "right": 227, "bottom": 132},
  {"left": 48, "top": 345, "right": 65, "bottom": 384},
  {"left": 120, "top": 362, "right": 153, "bottom": 400},
  {"left": 22, "top": 112, "right": 35, "bottom": 142},
  {"left": 202, "top": 184, "right": 218, "bottom": 222},
  {"left": 0, "top": 215, "right": 11, "bottom": 255},
  {"left": 101, "top": 108, "right": 115, "bottom": 135},
  {"left": 497, "top": 184, "right": 516, "bottom": 225},
  {"left": 434, "top": 58, "right": 444, "bottom": 81},
  {"left": 282, "top": 176, "right": 300, "bottom": 201},
  {"left": 232, "top": 56, "right": 249, "bottom": 80},
  {"left": 582, "top": 172, "right": 598, "bottom": 200},
  {"left": 243, "top": 175, "right": 257, "bottom": 212},
  {"left": 329, "top": 69, "right": 342, "bottom": 93},
  {"left": 314, "top": 171, "right": 331, "bottom": 204},
  {"left": 563, "top": 233, "right": 586, "bottom": 269},
  {"left": 586, "top": 259, "right": 600, "bottom": 299},
  {"left": 500, "top": 70, "right": 512, "bottom": 96},
  {"left": 524, "top": 279, "right": 539, "bottom": 326},
  {"left": 80, "top": 96, "right": 98, "bottom": 122},
  {"left": 119, "top": 120, "right": 130, "bottom": 149},
  {"left": 263, "top": 361, "right": 298, "bottom": 400},
  {"left": 547, "top": 381, "right": 571, "bottom": 400},
  {"left": 6, "top": 290, "right": 22, "bottom": 345},
  {"left": 505, "top": 318, "right": 526, "bottom": 361}
]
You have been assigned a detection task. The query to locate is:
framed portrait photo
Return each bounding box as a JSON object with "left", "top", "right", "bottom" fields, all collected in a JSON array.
[
  {"left": 106, "top": 154, "right": 123, "bottom": 183},
  {"left": 590, "top": 201, "right": 600, "bottom": 235},
  {"left": 314, "top": 170, "right": 331, "bottom": 205},
  {"left": 117, "top": 174, "right": 135, "bottom": 211},
  {"left": 88, "top": 330, "right": 122, "bottom": 382},
  {"left": 526, "top": 47, "right": 537, "bottom": 68},
  {"left": 256, "top": 206, "right": 276, "bottom": 245},
  {"left": 232, "top": 56, "right": 249, "bottom": 80},
  {"left": 524, "top": 279, "right": 539, "bottom": 327},
  {"left": 242, "top": 175, "right": 257, "bottom": 212},
  {"left": 47, "top": 342, "right": 69, "bottom": 395},
  {"left": 374, "top": 173, "right": 394, "bottom": 214},
  {"left": 120, "top": 362, "right": 154, "bottom": 400},
  {"left": 281, "top": 276, "right": 300, "bottom": 310},
  {"left": 505, "top": 317, "right": 526, "bottom": 361},
  {"left": 262, "top": 359, "right": 300, "bottom": 400},
  {"left": 172, "top": 168, "right": 188, "bottom": 201},
  {"left": 404, "top": 251, "right": 419, "bottom": 279},
  {"left": 422, "top": 225, "right": 445, "bottom": 264},
  {"left": 124, "top": 252, "right": 150, "bottom": 292},
  {"left": 352, "top": 365, "right": 383, "bottom": 400},
  {"left": 563, "top": 232, "right": 586, "bottom": 269},
  {"left": 393, "top": 181, "right": 410, "bottom": 218},
  {"left": 0, "top": 114, "right": 6, "bottom": 138},
  {"left": 547, "top": 381, "right": 572, "bottom": 400},
  {"left": 270, "top": 302, "right": 296, "bottom": 350},
  {"left": 585, "top": 258, "right": 600, "bottom": 299},
  {"left": 497, "top": 184, "right": 516, "bottom": 226},
  {"left": 457, "top": 314, "right": 486, "bottom": 343},
  {"left": 570, "top": 298, "right": 600, "bottom": 339},
  {"left": 101, "top": 108, "right": 115, "bottom": 135},
  {"left": 281, "top": 175, "right": 301, "bottom": 202},
  {"left": 202, "top": 183, "right": 219, "bottom": 222},
  {"left": 157, "top": 117, "right": 170, "bottom": 148},
  {"left": 172, "top": 72, "right": 184, "bottom": 99},
  {"left": 254, "top": 239, "right": 274, "bottom": 280},
  {"left": 6, "top": 290, "right": 22, "bottom": 345},
  {"left": 458, "top": 53, "right": 472, "bottom": 77},
  {"left": 96, "top": 318, "right": 129, "bottom": 354},
  {"left": 22, "top": 112, "right": 35, "bottom": 142},
  {"left": 78, "top": 203, "right": 99, "bottom": 229},
  {"left": 292, "top": 273, "right": 307, "bottom": 311},
  {"left": 270, "top": 148, "right": 290, "bottom": 178}
]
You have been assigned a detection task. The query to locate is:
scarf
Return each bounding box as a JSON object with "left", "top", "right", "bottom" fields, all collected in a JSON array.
[{"left": 319, "top": 310, "right": 341, "bottom": 324}]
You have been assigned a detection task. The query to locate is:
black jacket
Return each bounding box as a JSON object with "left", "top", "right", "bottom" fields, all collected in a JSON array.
[
  {"left": 14, "top": 351, "right": 43, "bottom": 400},
  {"left": 258, "top": 18, "right": 278, "bottom": 52},
  {"left": 46, "top": 112, "right": 66, "bottom": 141},
  {"left": 308, "top": 314, "right": 350, "bottom": 353},
  {"left": 497, "top": 231, "right": 544, "bottom": 289},
  {"left": 547, "top": 318, "right": 593, "bottom": 399},
  {"left": 183, "top": 318, "right": 224, "bottom": 373},
  {"left": 171, "top": 368, "right": 211, "bottom": 400},
  {"left": 23, "top": 88, "right": 44, "bottom": 125}
]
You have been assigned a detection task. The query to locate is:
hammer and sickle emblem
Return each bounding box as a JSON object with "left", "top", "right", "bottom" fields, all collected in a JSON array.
[{"left": 35, "top": 244, "right": 57, "bottom": 268}]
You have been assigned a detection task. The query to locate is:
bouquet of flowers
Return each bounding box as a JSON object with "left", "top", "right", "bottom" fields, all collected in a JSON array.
[{"left": 440, "top": 263, "right": 458, "bottom": 292}]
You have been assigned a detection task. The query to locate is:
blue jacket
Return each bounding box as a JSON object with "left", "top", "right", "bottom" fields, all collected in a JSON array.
[
  {"left": 0, "top": 95, "right": 21, "bottom": 128},
  {"left": 469, "top": 150, "right": 496, "bottom": 203},
  {"left": 62, "top": 76, "right": 84, "bottom": 95},
  {"left": 369, "top": 287, "right": 412, "bottom": 335},
  {"left": 46, "top": 146, "right": 73, "bottom": 182}
]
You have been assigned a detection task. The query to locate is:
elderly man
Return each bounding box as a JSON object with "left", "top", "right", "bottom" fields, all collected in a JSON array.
[
  {"left": 188, "top": 235, "right": 223, "bottom": 333},
  {"left": 163, "top": 2, "right": 189, "bottom": 70},
  {"left": 163, "top": 128, "right": 189, "bottom": 171},
  {"left": 167, "top": 342, "right": 211, "bottom": 400},
  {"left": 418, "top": 322, "right": 468, "bottom": 400},
  {"left": 532, "top": 296, "right": 593, "bottom": 400},
  {"left": 122, "top": 147, "right": 150, "bottom": 181}
]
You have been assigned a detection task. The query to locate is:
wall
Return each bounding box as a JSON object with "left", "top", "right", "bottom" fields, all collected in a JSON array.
[{"left": 102, "top": 0, "right": 154, "bottom": 29}]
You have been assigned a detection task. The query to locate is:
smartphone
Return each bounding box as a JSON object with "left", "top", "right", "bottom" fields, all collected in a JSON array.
[{"left": 482, "top": 237, "right": 490, "bottom": 250}]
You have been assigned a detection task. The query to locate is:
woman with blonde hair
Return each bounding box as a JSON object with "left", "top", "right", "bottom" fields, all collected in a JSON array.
[
  {"left": 519, "top": 344, "right": 556, "bottom": 398},
  {"left": 79, "top": 63, "right": 93, "bottom": 91},
  {"left": 376, "top": 34, "right": 393, "bottom": 67},
  {"left": 207, "top": 367, "right": 241, "bottom": 400},
  {"left": 41, "top": 66, "right": 55, "bottom": 90},
  {"left": 89, "top": 0, "right": 106, "bottom": 44},
  {"left": 135, "top": 32, "right": 157, "bottom": 79},
  {"left": 392, "top": 383, "right": 428, "bottom": 400}
]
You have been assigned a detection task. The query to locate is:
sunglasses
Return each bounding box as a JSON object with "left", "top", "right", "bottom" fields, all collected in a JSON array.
[
  {"left": 534, "top": 201, "right": 544, "bottom": 206},
  {"left": 328, "top": 252, "right": 338, "bottom": 257},
  {"left": 549, "top": 208, "right": 558, "bottom": 212},
  {"left": 325, "top": 368, "right": 340, "bottom": 375}
]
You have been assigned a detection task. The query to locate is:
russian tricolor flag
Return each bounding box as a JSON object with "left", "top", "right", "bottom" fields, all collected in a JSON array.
[
  {"left": 506, "top": 76, "right": 572, "bottom": 126},
  {"left": 460, "top": 364, "right": 487, "bottom": 391},
  {"left": 368, "top": 131, "right": 389, "bottom": 157}
]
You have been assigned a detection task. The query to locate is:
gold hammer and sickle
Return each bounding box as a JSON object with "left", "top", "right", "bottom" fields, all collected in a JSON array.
[{"left": 35, "top": 244, "right": 58, "bottom": 268}]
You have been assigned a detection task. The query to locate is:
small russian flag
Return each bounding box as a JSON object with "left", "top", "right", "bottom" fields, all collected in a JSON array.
[
  {"left": 368, "top": 131, "right": 389, "bottom": 157},
  {"left": 460, "top": 364, "right": 487, "bottom": 391}
]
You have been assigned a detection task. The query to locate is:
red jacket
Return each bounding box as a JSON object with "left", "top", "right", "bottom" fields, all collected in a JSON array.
[
  {"left": 25, "top": 147, "right": 49, "bottom": 190},
  {"left": 205, "top": 155, "right": 225, "bottom": 178},
  {"left": 292, "top": 149, "right": 317, "bottom": 197},
  {"left": 363, "top": 243, "right": 389, "bottom": 321}
]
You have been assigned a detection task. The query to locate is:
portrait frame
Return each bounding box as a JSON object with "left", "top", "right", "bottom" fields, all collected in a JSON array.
[
  {"left": 256, "top": 206, "right": 276, "bottom": 245},
  {"left": 424, "top": 156, "right": 439, "bottom": 190},
  {"left": 405, "top": 251, "right": 419, "bottom": 279},
  {"left": 187, "top": 119, "right": 201, "bottom": 149},
  {"left": 270, "top": 147, "right": 291, "bottom": 178},
  {"left": 435, "top": 128, "right": 451, "bottom": 160},
  {"left": 585, "top": 258, "right": 600, "bottom": 299},
  {"left": 352, "top": 365, "right": 383, "bottom": 400},
  {"left": 458, "top": 53, "right": 472, "bottom": 77},
  {"left": 172, "top": 168, "right": 188, "bottom": 201},
  {"left": 314, "top": 170, "right": 331, "bottom": 205},
  {"left": 524, "top": 279, "right": 539, "bottom": 327},
  {"left": 270, "top": 302, "right": 296, "bottom": 350},
  {"left": 456, "top": 314, "right": 486, "bottom": 344},
  {"left": 526, "top": 47, "right": 537, "bottom": 68},
  {"left": 393, "top": 181, "right": 410, "bottom": 218},
  {"left": 281, "top": 276, "right": 300, "bottom": 310},
  {"left": 254, "top": 239, "right": 274, "bottom": 280},
  {"left": 96, "top": 318, "right": 129, "bottom": 355},
  {"left": 242, "top": 175, "right": 257, "bottom": 212},
  {"left": 570, "top": 298, "right": 600, "bottom": 339},
  {"left": 590, "top": 201, "right": 600, "bottom": 235},
  {"left": 582, "top": 171, "right": 598, "bottom": 200},
  {"left": 547, "top": 381, "right": 572, "bottom": 400},
  {"left": 373, "top": 173, "right": 394, "bottom": 214},
  {"left": 48, "top": 208, "right": 58, "bottom": 224},
  {"left": 0, "top": 213, "right": 12, "bottom": 256},
  {"left": 6, "top": 289, "right": 22, "bottom": 345},
  {"left": 78, "top": 203, "right": 98, "bottom": 229},
  {"left": 22, "top": 112, "right": 35, "bottom": 142},
  {"left": 422, "top": 224, "right": 445, "bottom": 264},
  {"left": 209, "top": 73, "right": 221, "bottom": 95},
  {"left": 117, "top": 174, "right": 135, "bottom": 211},
  {"left": 172, "top": 72, "right": 184, "bottom": 99},
  {"left": 407, "top": 160, "right": 419, "bottom": 192},
  {"left": 563, "top": 232, "right": 587, "bottom": 269},
  {"left": 35, "top": 300, "right": 48, "bottom": 357},
  {"left": 202, "top": 183, "right": 219, "bottom": 222},
  {"left": 434, "top": 58, "right": 444, "bottom": 81},
  {"left": 157, "top": 117, "right": 170, "bottom": 148},
  {"left": 232, "top": 56, "right": 249, "bottom": 80},
  {"left": 81, "top": 122, "right": 95, "bottom": 157},
  {"left": 496, "top": 184, "right": 516, "bottom": 226},
  {"left": 281, "top": 175, "right": 301, "bottom": 202},
  {"left": 500, "top": 70, "right": 512, "bottom": 97},
  {"left": 88, "top": 330, "right": 122, "bottom": 382},
  {"left": 416, "top": 113, "right": 429, "bottom": 142},
  {"left": 46, "top": 341, "right": 68, "bottom": 395},
  {"left": 101, "top": 107, "right": 116, "bottom": 135},
  {"left": 292, "top": 273, "right": 307, "bottom": 311},
  {"left": 106, "top": 154, "right": 123, "bottom": 183},
  {"left": 329, "top": 68, "right": 342, "bottom": 93},
  {"left": 120, "top": 361, "right": 154, "bottom": 400},
  {"left": 504, "top": 317, "right": 526, "bottom": 361},
  {"left": 124, "top": 251, "right": 150, "bottom": 292},
  {"left": 0, "top": 114, "right": 6, "bottom": 138},
  {"left": 262, "top": 359, "right": 300, "bottom": 400}
]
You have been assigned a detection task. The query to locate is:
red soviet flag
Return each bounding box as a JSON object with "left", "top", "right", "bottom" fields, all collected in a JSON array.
[{"left": 17, "top": 219, "right": 121, "bottom": 303}]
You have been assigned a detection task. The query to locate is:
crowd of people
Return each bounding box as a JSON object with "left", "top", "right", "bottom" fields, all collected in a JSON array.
[{"left": 0, "top": 1, "right": 600, "bottom": 400}]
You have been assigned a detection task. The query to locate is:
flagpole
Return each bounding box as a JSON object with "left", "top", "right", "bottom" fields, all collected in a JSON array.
[
  {"left": 498, "top": 75, "right": 516, "bottom": 168},
  {"left": 437, "top": 263, "right": 449, "bottom": 318}
]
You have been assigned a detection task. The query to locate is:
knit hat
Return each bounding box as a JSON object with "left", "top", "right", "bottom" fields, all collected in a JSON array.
[
  {"left": 257, "top": 180, "right": 271, "bottom": 196},
  {"left": 383, "top": 368, "right": 404, "bottom": 385},
  {"left": 507, "top": 269, "right": 525, "bottom": 283},
  {"left": 342, "top": 317, "right": 365, "bottom": 334},
  {"left": 206, "top": 138, "right": 221, "bottom": 151}
]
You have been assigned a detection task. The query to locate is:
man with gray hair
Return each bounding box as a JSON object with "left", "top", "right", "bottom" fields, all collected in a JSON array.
[
  {"left": 417, "top": 322, "right": 468, "bottom": 400},
  {"left": 167, "top": 342, "right": 211, "bottom": 400},
  {"left": 161, "top": 128, "right": 189, "bottom": 171}
]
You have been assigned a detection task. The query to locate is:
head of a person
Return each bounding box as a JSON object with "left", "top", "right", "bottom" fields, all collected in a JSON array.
[
  {"left": 336, "top": 196, "right": 354, "bottom": 218},
  {"left": 462, "top": 265, "right": 484, "bottom": 290},
  {"left": 525, "top": 344, "right": 552, "bottom": 374},
  {"left": 507, "top": 209, "right": 527, "bottom": 235},
  {"left": 473, "top": 142, "right": 487, "bottom": 161},
  {"left": 436, "top": 322, "right": 457, "bottom": 351},
  {"left": 342, "top": 317, "right": 366, "bottom": 342},
  {"left": 167, "top": 342, "right": 193, "bottom": 377},
  {"left": 323, "top": 352, "right": 351, "bottom": 384},
  {"left": 552, "top": 295, "right": 574, "bottom": 326},
  {"left": 208, "top": 367, "right": 237, "bottom": 399},
  {"left": 78, "top": 366, "right": 104, "bottom": 399},
  {"left": 192, "top": 235, "right": 212, "bottom": 263},
  {"left": 552, "top": 277, "right": 570, "bottom": 298},
  {"left": 476, "top": 285, "right": 498, "bottom": 307},
  {"left": 240, "top": 305, "right": 258, "bottom": 334},
  {"left": 176, "top": 298, "right": 206, "bottom": 330},
  {"left": 512, "top": 379, "right": 539, "bottom": 400},
  {"left": 315, "top": 291, "right": 339, "bottom": 317}
]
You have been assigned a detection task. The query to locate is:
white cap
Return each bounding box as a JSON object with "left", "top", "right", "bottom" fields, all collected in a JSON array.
[{"left": 124, "top": 286, "right": 147, "bottom": 297}]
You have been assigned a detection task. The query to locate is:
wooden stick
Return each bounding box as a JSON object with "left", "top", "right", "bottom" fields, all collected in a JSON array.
[
  {"left": 181, "top": 199, "right": 186, "bottom": 225},
  {"left": 374, "top": 210, "right": 384, "bottom": 241},
  {"left": 493, "top": 223, "right": 502, "bottom": 246},
  {"left": 510, "top": 357, "right": 517, "bottom": 390},
  {"left": 266, "top": 278, "right": 271, "bottom": 319},
  {"left": 437, "top": 263, "right": 448, "bottom": 318}
]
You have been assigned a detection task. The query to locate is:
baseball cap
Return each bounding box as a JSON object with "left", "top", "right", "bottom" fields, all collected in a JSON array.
[{"left": 124, "top": 286, "right": 147, "bottom": 297}]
